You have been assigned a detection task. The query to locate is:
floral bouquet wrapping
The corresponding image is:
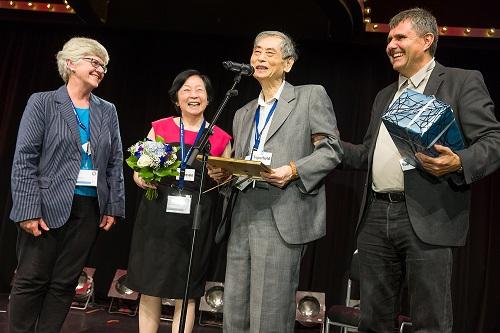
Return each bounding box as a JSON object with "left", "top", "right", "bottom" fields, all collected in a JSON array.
[{"left": 126, "top": 136, "right": 180, "bottom": 200}]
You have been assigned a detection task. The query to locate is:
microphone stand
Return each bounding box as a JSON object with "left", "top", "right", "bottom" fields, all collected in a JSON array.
[{"left": 178, "top": 72, "right": 242, "bottom": 333}]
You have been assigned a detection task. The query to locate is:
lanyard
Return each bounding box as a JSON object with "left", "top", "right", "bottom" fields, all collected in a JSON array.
[
  {"left": 178, "top": 118, "right": 206, "bottom": 190},
  {"left": 252, "top": 99, "right": 278, "bottom": 154},
  {"left": 71, "top": 103, "right": 91, "bottom": 157},
  {"left": 71, "top": 104, "right": 89, "bottom": 133}
]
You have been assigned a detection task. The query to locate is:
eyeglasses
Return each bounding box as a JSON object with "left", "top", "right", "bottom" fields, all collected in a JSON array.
[{"left": 80, "top": 57, "right": 108, "bottom": 73}]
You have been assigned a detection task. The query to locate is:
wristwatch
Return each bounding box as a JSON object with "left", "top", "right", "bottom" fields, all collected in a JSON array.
[{"left": 289, "top": 161, "right": 299, "bottom": 180}]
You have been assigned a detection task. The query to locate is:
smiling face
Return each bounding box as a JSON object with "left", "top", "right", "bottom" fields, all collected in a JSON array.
[
  {"left": 68, "top": 55, "right": 106, "bottom": 89},
  {"left": 250, "top": 35, "right": 294, "bottom": 84},
  {"left": 386, "top": 19, "right": 434, "bottom": 78},
  {"left": 176, "top": 75, "right": 209, "bottom": 118}
]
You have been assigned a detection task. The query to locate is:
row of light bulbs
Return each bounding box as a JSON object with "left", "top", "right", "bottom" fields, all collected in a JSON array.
[
  {"left": 368, "top": 22, "right": 496, "bottom": 38},
  {"left": 362, "top": 1, "right": 497, "bottom": 38},
  {"left": 439, "top": 26, "right": 496, "bottom": 37},
  {"left": 2, "top": 0, "right": 498, "bottom": 38},
  {"left": 3, "top": 1, "right": 73, "bottom": 12}
]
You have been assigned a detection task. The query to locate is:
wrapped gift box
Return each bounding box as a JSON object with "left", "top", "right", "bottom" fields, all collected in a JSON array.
[{"left": 382, "top": 89, "right": 464, "bottom": 167}]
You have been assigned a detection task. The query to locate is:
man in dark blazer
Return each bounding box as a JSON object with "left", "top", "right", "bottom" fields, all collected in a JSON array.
[
  {"left": 342, "top": 8, "right": 500, "bottom": 332},
  {"left": 208, "top": 31, "right": 342, "bottom": 332}
]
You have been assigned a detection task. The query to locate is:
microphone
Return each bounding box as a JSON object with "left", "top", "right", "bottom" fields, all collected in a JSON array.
[{"left": 222, "top": 61, "right": 255, "bottom": 76}]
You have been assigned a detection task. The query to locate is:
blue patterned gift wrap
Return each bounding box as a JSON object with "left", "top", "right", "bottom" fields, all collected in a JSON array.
[{"left": 381, "top": 89, "right": 465, "bottom": 167}]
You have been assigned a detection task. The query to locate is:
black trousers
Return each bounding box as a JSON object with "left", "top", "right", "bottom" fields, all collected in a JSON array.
[
  {"left": 9, "top": 195, "right": 100, "bottom": 333},
  {"left": 357, "top": 197, "right": 453, "bottom": 333}
]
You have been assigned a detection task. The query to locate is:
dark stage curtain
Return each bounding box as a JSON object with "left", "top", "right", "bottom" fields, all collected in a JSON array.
[{"left": 0, "top": 21, "right": 499, "bottom": 332}]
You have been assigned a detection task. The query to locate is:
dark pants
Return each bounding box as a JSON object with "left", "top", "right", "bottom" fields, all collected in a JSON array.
[
  {"left": 357, "top": 197, "right": 453, "bottom": 333},
  {"left": 9, "top": 195, "right": 100, "bottom": 333}
]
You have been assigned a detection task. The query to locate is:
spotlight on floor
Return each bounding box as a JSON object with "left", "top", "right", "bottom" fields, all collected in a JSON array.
[
  {"left": 107, "top": 269, "right": 139, "bottom": 316},
  {"left": 71, "top": 267, "right": 95, "bottom": 310},
  {"left": 198, "top": 281, "right": 224, "bottom": 327},
  {"left": 160, "top": 298, "right": 176, "bottom": 322},
  {"left": 295, "top": 291, "right": 325, "bottom": 331}
]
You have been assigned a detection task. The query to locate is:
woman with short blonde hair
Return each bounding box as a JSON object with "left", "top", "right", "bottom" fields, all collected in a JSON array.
[{"left": 9, "top": 36, "right": 124, "bottom": 332}]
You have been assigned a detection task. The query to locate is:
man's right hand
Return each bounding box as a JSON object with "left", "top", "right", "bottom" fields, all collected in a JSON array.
[{"left": 19, "top": 218, "right": 49, "bottom": 237}]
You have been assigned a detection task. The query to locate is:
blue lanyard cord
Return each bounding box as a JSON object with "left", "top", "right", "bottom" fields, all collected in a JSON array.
[
  {"left": 178, "top": 118, "right": 206, "bottom": 190},
  {"left": 252, "top": 99, "right": 278, "bottom": 153},
  {"left": 71, "top": 103, "right": 88, "bottom": 132},
  {"left": 71, "top": 103, "right": 91, "bottom": 156}
]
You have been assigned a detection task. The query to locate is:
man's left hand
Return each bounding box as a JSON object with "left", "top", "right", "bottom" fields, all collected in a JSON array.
[
  {"left": 415, "top": 144, "right": 462, "bottom": 177},
  {"left": 99, "top": 215, "right": 116, "bottom": 231},
  {"left": 261, "top": 165, "right": 294, "bottom": 188}
]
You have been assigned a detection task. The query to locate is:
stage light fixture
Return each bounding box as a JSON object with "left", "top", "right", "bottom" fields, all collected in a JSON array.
[
  {"left": 107, "top": 269, "right": 139, "bottom": 316},
  {"left": 71, "top": 267, "right": 95, "bottom": 310},
  {"left": 295, "top": 291, "right": 325, "bottom": 330},
  {"left": 198, "top": 281, "right": 224, "bottom": 327}
]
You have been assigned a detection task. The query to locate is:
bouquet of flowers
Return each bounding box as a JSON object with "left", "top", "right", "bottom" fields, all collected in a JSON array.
[{"left": 126, "top": 136, "right": 180, "bottom": 200}]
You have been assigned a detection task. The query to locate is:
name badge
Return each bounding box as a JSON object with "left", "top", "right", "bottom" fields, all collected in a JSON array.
[
  {"left": 251, "top": 151, "right": 272, "bottom": 165},
  {"left": 175, "top": 168, "right": 195, "bottom": 182},
  {"left": 76, "top": 169, "right": 98, "bottom": 187},
  {"left": 236, "top": 152, "right": 273, "bottom": 191},
  {"left": 399, "top": 158, "right": 416, "bottom": 171},
  {"left": 166, "top": 194, "right": 192, "bottom": 214}
]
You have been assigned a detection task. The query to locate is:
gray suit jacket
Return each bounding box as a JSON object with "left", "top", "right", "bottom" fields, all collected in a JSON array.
[
  {"left": 230, "top": 81, "right": 342, "bottom": 244},
  {"left": 10, "top": 85, "right": 125, "bottom": 228},
  {"left": 342, "top": 62, "right": 500, "bottom": 246}
]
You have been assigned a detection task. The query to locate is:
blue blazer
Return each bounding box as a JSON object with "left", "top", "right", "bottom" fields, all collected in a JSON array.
[{"left": 10, "top": 85, "right": 125, "bottom": 228}]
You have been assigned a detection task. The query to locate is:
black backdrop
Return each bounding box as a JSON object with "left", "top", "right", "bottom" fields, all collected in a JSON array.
[{"left": 1, "top": 21, "right": 499, "bottom": 332}]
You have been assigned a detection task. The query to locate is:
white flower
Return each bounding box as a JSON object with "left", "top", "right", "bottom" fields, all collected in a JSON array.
[
  {"left": 137, "top": 154, "right": 153, "bottom": 168},
  {"left": 149, "top": 154, "right": 161, "bottom": 169},
  {"left": 128, "top": 142, "right": 140, "bottom": 154}
]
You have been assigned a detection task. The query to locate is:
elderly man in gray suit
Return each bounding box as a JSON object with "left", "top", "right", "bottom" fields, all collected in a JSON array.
[{"left": 208, "top": 31, "right": 342, "bottom": 332}]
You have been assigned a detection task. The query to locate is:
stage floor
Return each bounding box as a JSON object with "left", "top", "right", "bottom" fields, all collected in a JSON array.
[{"left": 0, "top": 294, "right": 323, "bottom": 332}]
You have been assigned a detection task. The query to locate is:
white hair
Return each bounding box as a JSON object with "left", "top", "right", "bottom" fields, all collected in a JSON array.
[{"left": 254, "top": 31, "right": 298, "bottom": 61}]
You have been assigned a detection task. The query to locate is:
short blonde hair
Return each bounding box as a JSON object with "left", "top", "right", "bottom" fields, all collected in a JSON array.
[{"left": 56, "top": 37, "right": 109, "bottom": 83}]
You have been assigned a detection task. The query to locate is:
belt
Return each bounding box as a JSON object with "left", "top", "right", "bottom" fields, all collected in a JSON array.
[{"left": 373, "top": 191, "right": 405, "bottom": 203}]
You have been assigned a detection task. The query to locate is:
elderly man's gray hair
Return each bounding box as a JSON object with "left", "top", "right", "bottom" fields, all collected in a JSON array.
[{"left": 254, "top": 31, "right": 299, "bottom": 61}]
